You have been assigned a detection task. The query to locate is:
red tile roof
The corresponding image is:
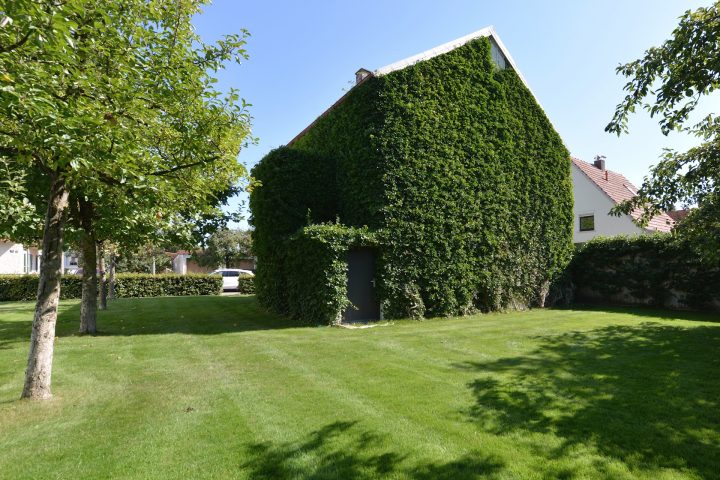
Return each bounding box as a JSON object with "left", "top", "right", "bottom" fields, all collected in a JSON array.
[
  {"left": 666, "top": 209, "right": 691, "bottom": 223},
  {"left": 572, "top": 157, "right": 674, "bottom": 233}
]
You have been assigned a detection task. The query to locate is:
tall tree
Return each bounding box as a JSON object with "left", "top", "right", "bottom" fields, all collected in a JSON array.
[
  {"left": 114, "top": 244, "right": 173, "bottom": 274},
  {"left": 196, "top": 228, "right": 253, "bottom": 268},
  {"left": 0, "top": 0, "right": 251, "bottom": 399},
  {"left": 606, "top": 2, "right": 720, "bottom": 261}
]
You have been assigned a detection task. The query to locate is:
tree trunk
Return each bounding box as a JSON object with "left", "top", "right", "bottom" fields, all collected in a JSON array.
[
  {"left": 98, "top": 242, "right": 107, "bottom": 310},
  {"left": 108, "top": 250, "right": 116, "bottom": 300},
  {"left": 78, "top": 199, "right": 98, "bottom": 335},
  {"left": 22, "top": 173, "right": 69, "bottom": 400}
]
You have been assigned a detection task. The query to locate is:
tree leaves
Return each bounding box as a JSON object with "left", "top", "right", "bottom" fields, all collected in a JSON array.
[
  {"left": 607, "top": 2, "right": 720, "bottom": 261},
  {"left": 0, "top": 0, "right": 252, "bottom": 253}
]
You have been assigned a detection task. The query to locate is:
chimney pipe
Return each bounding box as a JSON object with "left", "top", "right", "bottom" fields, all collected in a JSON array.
[
  {"left": 593, "top": 155, "right": 606, "bottom": 171},
  {"left": 355, "top": 68, "right": 372, "bottom": 85}
]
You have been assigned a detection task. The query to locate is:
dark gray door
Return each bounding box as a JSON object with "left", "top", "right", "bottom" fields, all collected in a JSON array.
[{"left": 344, "top": 248, "right": 380, "bottom": 323}]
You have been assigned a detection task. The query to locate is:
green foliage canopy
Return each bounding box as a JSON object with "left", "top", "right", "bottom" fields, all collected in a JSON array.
[
  {"left": 606, "top": 2, "right": 720, "bottom": 262},
  {"left": 0, "top": 0, "right": 251, "bottom": 245},
  {"left": 114, "top": 245, "right": 173, "bottom": 274},
  {"left": 196, "top": 228, "right": 253, "bottom": 268}
]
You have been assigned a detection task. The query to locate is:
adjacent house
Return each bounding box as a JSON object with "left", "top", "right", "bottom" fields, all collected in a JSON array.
[
  {"left": 571, "top": 157, "right": 674, "bottom": 243},
  {"left": 666, "top": 209, "right": 691, "bottom": 224},
  {"left": 251, "top": 26, "right": 574, "bottom": 323},
  {"left": 0, "top": 240, "right": 80, "bottom": 275},
  {"left": 0, "top": 241, "right": 39, "bottom": 274},
  {"left": 167, "top": 250, "right": 256, "bottom": 275},
  {"left": 168, "top": 250, "right": 193, "bottom": 275}
]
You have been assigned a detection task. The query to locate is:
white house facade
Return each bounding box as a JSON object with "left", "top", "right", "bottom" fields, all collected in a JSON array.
[
  {"left": 571, "top": 157, "right": 674, "bottom": 243},
  {"left": 0, "top": 240, "right": 80, "bottom": 275},
  {"left": 62, "top": 251, "right": 80, "bottom": 273},
  {"left": 170, "top": 251, "right": 192, "bottom": 275},
  {"left": 0, "top": 241, "right": 40, "bottom": 274}
]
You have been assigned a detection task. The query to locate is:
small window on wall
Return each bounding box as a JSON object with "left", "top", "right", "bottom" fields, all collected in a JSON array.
[
  {"left": 579, "top": 215, "right": 595, "bottom": 232},
  {"left": 489, "top": 38, "right": 508, "bottom": 70}
]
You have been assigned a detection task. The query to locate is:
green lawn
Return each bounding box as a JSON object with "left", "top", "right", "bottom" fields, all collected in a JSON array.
[{"left": 1, "top": 296, "right": 719, "bottom": 479}]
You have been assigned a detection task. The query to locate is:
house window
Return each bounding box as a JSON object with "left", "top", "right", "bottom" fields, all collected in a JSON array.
[
  {"left": 68, "top": 255, "right": 78, "bottom": 267},
  {"left": 489, "top": 38, "right": 507, "bottom": 70},
  {"left": 579, "top": 215, "right": 595, "bottom": 232}
]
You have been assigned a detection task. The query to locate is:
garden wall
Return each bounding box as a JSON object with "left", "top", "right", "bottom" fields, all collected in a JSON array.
[{"left": 570, "top": 236, "right": 720, "bottom": 312}]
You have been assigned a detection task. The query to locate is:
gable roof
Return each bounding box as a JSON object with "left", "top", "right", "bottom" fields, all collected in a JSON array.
[
  {"left": 374, "top": 26, "right": 531, "bottom": 87},
  {"left": 288, "top": 26, "right": 535, "bottom": 146},
  {"left": 571, "top": 157, "right": 674, "bottom": 232}
]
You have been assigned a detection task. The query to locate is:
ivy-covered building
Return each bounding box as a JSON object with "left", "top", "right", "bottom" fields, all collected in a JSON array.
[{"left": 250, "top": 26, "right": 574, "bottom": 324}]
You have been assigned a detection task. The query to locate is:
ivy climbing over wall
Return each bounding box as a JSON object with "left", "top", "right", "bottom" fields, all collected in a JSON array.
[{"left": 251, "top": 36, "right": 574, "bottom": 323}]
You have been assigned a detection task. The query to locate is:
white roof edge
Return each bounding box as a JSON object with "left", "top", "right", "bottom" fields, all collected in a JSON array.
[
  {"left": 371, "top": 26, "right": 541, "bottom": 109},
  {"left": 374, "top": 26, "right": 494, "bottom": 75},
  {"left": 485, "top": 26, "right": 532, "bottom": 91},
  {"left": 289, "top": 27, "right": 550, "bottom": 145}
]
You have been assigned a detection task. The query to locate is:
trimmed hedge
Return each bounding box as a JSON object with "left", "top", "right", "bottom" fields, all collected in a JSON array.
[
  {"left": 251, "top": 36, "right": 573, "bottom": 322},
  {"left": 0, "top": 274, "right": 222, "bottom": 301},
  {"left": 113, "top": 274, "right": 222, "bottom": 298},
  {"left": 0, "top": 275, "right": 83, "bottom": 301},
  {"left": 237, "top": 275, "right": 255, "bottom": 295},
  {"left": 570, "top": 235, "right": 720, "bottom": 311}
]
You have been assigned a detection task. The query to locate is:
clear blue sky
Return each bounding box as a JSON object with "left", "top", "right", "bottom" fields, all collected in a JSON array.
[{"left": 192, "top": 0, "right": 712, "bottom": 227}]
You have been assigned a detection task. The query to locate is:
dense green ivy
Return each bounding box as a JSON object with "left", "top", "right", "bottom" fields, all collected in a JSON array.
[
  {"left": 249, "top": 147, "right": 338, "bottom": 313},
  {"left": 251, "top": 37, "right": 573, "bottom": 322},
  {"left": 571, "top": 235, "right": 720, "bottom": 311},
  {"left": 285, "top": 224, "right": 376, "bottom": 324}
]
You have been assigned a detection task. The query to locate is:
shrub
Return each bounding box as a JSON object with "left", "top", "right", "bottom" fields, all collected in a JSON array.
[
  {"left": 237, "top": 275, "right": 255, "bottom": 294},
  {"left": 113, "top": 274, "right": 222, "bottom": 298},
  {"left": 0, "top": 275, "right": 83, "bottom": 301},
  {"left": 570, "top": 235, "right": 720, "bottom": 311},
  {"left": 0, "top": 274, "right": 221, "bottom": 301}
]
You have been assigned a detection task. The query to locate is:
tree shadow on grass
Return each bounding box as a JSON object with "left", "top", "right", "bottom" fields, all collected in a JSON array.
[
  {"left": 456, "top": 322, "right": 720, "bottom": 478},
  {"left": 240, "top": 421, "right": 504, "bottom": 480},
  {"left": 559, "top": 304, "right": 720, "bottom": 323},
  {"left": 0, "top": 296, "right": 300, "bottom": 347}
]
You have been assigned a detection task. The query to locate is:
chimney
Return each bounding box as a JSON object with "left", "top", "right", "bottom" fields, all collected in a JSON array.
[
  {"left": 593, "top": 155, "right": 606, "bottom": 171},
  {"left": 355, "top": 68, "right": 372, "bottom": 85}
]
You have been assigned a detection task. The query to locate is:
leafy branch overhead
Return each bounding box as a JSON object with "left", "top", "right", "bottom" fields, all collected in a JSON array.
[
  {"left": 0, "top": 1, "right": 250, "bottom": 210},
  {"left": 606, "top": 2, "right": 720, "bottom": 248}
]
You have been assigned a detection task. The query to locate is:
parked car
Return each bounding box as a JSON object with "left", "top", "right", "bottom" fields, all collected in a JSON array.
[{"left": 210, "top": 268, "right": 254, "bottom": 291}]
